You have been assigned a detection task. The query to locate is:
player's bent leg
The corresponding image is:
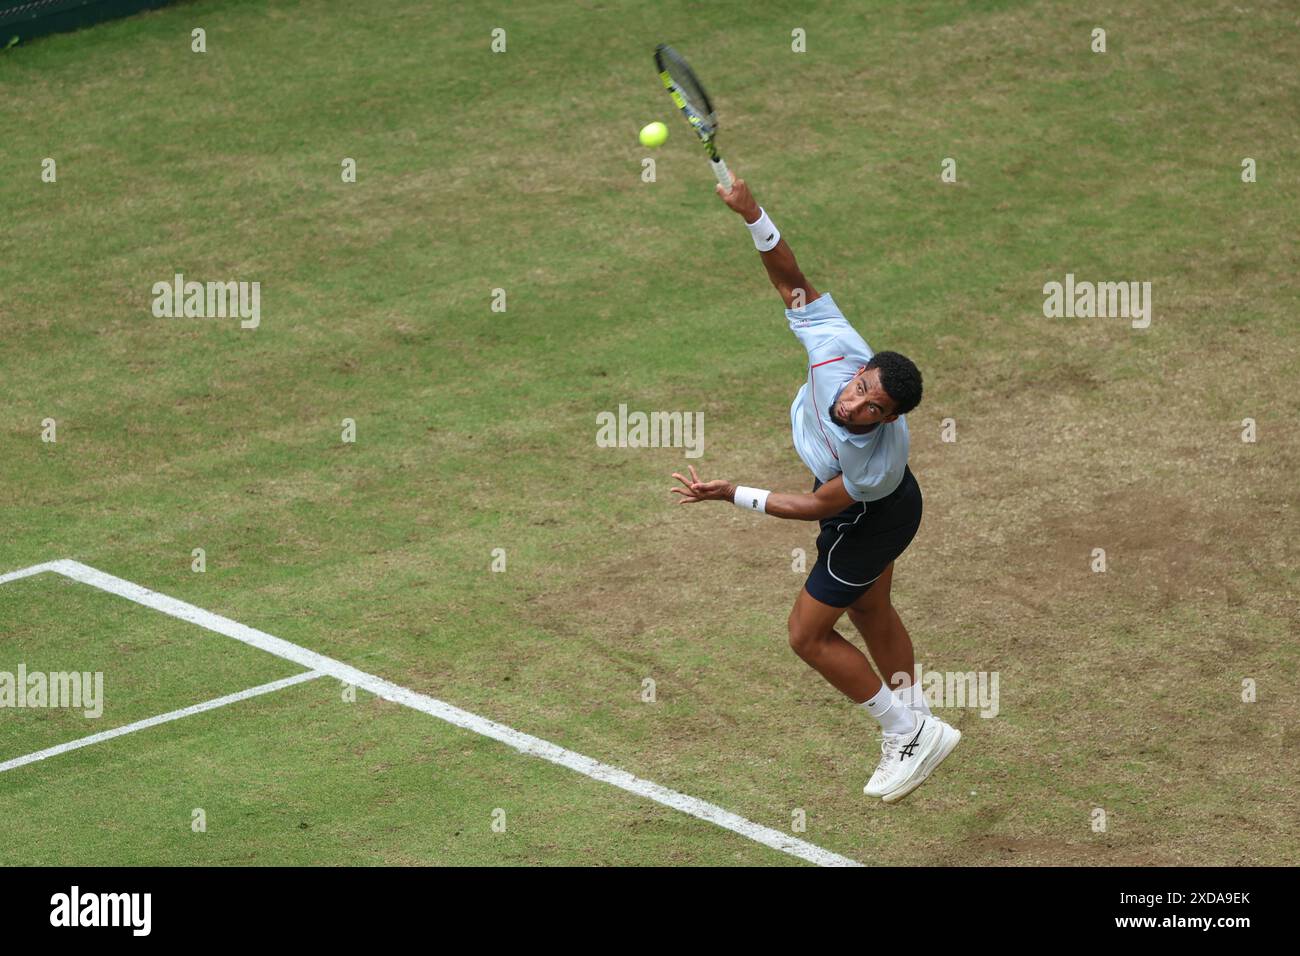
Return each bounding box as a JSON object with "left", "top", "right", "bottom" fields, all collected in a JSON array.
[
  {"left": 845, "top": 560, "right": 891, "bottom": 650},
  {"left": 791, "top": 585, "right": 961, "bottom": 802},
  {"left": 846, "top": 563, "right": 916, "bottom": 692},
  {"left": 787, "top": 587, "right": 883, "bottom": 703},
  {"left": 795, "top": 472, "right": 958, "bottom": 799}
]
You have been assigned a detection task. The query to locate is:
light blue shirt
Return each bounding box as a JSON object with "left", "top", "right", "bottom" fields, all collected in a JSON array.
[{"left": 786, "top": 293, "right": 909, "bottom": 502}]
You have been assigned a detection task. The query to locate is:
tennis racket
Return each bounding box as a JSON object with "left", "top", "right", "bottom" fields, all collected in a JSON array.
[{"left": 654, "top": 43, "right": 734, "bottom": 189}]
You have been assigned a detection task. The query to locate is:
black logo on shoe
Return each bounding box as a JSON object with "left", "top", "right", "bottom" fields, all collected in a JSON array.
[{"left": 899, "top": 721, "right": 924, "bottom": 760}]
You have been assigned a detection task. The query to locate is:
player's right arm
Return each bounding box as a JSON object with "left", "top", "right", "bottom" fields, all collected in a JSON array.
[
  {"left": 670, "top": 466, "right": 853, "bottom": 521},
  {"left": 717, "top": 179, "right": 820, "bottom": 310}
]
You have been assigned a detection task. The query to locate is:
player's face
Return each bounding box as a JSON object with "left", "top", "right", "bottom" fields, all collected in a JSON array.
[{"left": 830, "top": 367, "right": 898, "bottom": 429}]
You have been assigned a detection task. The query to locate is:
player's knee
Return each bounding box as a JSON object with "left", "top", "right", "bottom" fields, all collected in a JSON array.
[{"left": 786, "top": 613, "right": 825, "bottom": 659}]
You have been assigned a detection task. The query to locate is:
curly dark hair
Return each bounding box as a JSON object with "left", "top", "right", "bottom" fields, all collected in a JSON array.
[{"left": 866, "top": 351, "right": 923, "bottom": 415}]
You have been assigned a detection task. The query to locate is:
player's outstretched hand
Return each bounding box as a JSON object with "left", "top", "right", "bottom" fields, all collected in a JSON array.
[
  {"left": 671, "top": 465, "right": 735, "bottom": 504},
  {"left": 716, "top": 178, "right": 760, "bottom": 221}
]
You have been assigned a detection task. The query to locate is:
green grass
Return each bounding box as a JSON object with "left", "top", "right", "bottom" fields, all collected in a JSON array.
[
  {"left": 0, "top": 0, "right": 1296, "bottom": 865},
  {"left": 0, "top": 664, "right": 796, "bottom": 866},
  {"left": 0, "top": 573, "right": 300, "bottom": 756}
]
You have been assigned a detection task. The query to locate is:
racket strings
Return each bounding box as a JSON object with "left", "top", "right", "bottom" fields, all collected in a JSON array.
[
  {"left": 655, "top": 44, "right": 722, "bottom": 159},
  {"left": 669, "top": 71, "right": 708, "bottom": 115},
  {"left": 668, "top": 79, "right": 714, "bottom": 133}
]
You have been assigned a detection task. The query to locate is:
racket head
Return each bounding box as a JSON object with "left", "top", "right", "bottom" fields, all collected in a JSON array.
[{"left": 655, "top": 44, "right": 720, "bottom": 140}]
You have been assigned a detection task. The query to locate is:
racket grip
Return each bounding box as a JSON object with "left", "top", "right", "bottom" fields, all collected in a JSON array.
[{"left": 711, "top": 157, "right": 733, "bottom": 189}]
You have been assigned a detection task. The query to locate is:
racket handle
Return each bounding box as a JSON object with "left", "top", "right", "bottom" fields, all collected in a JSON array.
[{"left": 711, "top": 157, "right": 733, "bottom": 189}]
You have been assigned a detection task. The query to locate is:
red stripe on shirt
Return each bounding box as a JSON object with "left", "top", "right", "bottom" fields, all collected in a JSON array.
[{"left": 809, "top": 356, "right": 845, "bottom": 461}]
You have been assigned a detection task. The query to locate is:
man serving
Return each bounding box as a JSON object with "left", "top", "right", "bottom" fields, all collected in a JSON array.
[{"left": 671, "top": 178, "right": 960, "bottom": 803}]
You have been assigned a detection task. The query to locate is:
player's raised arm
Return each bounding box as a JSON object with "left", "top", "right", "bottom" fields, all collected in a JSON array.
[{"left": 717, "top": 179, "right": 820, "bottom": 310}]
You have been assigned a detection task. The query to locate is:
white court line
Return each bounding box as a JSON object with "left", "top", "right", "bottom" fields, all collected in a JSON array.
[
  {"left": 0, "top": 670, "right": 325, "bottom": 774},
  {"left": 2, "top": 559, "right": 861, "bottom": 867},
  {"left": 0, "top": 561, "right": 65, "bottom": 586}
]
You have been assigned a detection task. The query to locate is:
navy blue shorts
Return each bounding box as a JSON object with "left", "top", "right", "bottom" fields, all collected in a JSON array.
[{"left": 804, "top": 466, "right": 923, "bottom": 608}]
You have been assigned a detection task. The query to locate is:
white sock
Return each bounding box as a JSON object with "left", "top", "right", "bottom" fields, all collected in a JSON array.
[
  {"left": 899, "top": 682, "right": 932, "bottom": 717},
  {"left": 861, "top": 684, "right": 917, "bottom": 736}
]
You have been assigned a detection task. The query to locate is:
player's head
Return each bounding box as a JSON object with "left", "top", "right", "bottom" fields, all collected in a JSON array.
[{"left": 829, "top": 351, "right": 923, "bottom": 429}]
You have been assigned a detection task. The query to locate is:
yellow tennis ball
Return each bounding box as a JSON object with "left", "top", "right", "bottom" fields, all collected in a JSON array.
[{"left": 639, "top": 121, "right": 668, "bottom": 148}]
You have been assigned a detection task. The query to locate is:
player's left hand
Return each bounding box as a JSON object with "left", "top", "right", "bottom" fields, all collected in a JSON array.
[
  {"left": 670, "top": 465, "right": 734, "bottom": 504},
  {"left": 716, "top": 178, "right": 760, "bottom": 222}
]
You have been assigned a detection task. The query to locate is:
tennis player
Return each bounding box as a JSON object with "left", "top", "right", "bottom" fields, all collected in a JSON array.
[{"left": 671, "top": 178, "right": 960, "bottom": 803}]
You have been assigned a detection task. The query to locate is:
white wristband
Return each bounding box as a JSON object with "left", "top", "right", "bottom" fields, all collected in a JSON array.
[
  {"left": 745, "top": 208, "right": 781, "bottom": 252},
  {"left": 733, "top": 486, "right": 770, "bottom": 514}
]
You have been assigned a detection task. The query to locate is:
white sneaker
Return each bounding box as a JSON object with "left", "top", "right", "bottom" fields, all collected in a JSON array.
[
  {"left": 863, "top": 716, "right": 961, "bottom": 803},
  {"left": 862, "top": 725, "right": 917, "bottom": 798}
]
